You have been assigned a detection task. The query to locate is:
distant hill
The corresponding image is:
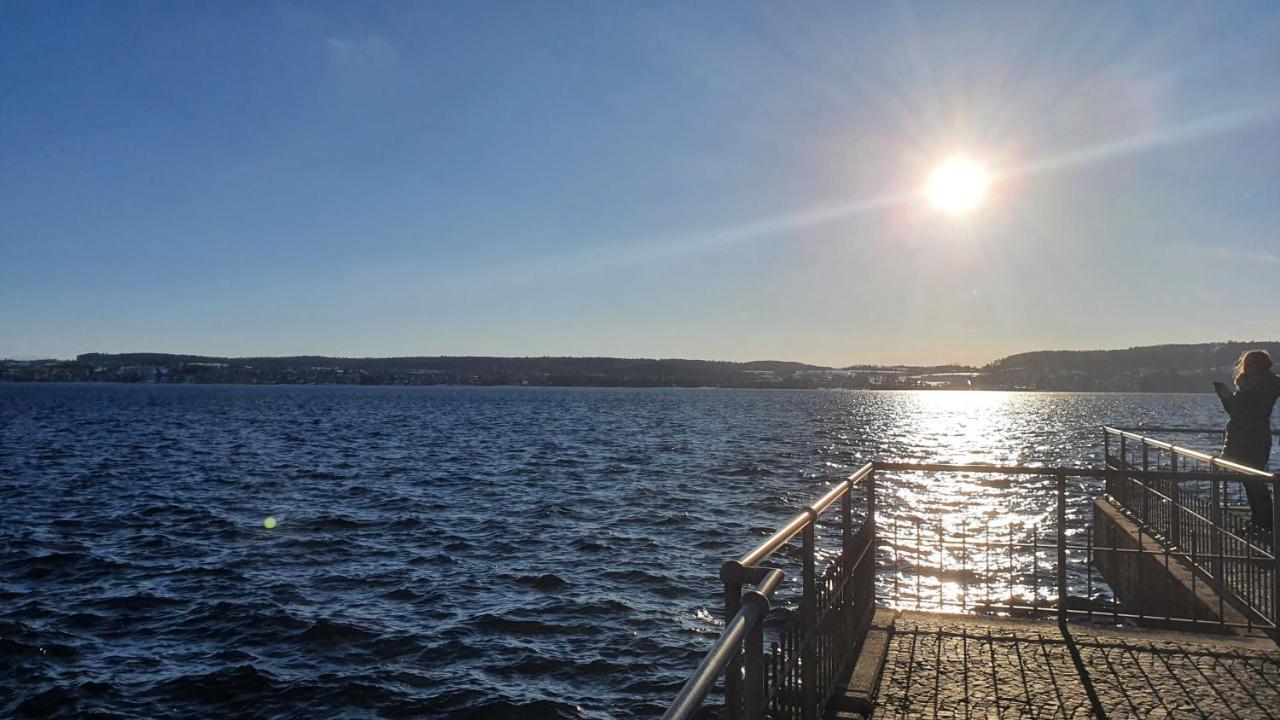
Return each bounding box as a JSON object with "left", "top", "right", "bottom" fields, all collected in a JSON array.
[
  {"left": 3, "top": 342, "right": 1278, "bottom": 391},
  {"left": 981, "top": 341, "right": 1280, "bottom": 392},
  {"left": 70, "top": 353, "right": 829, "bottom": 382},
  {"left": 7, "top": 353, "right": 854, "bottom": 388}
]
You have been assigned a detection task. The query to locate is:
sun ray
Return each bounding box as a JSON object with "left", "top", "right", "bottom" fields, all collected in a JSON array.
[{"left": 516, "top": 101, "right": 1280, "bottom": 276}]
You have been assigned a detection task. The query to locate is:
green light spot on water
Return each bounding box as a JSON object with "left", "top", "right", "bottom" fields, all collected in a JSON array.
[{"left": 263, "top": 516, "right": 277, "bottom": 529}]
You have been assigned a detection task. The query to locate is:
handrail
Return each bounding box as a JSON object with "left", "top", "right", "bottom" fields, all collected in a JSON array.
[
  {"left": 875, "top": 461, "right": 1272, "bottom": 482},
  {"left": 1110, "top": 425, "right": 1280, "bottom": 438},
  {"left": 1103, "top": 426, "right": 1276, "bottom": 478},
  {"left": 661, "top": 570, "right": 782, "bottom": 720},
  {"left": 670, "top": 463, "right": 876, "bottom": 720},
  {"left": 737, "top": 462, "right": 874, "bottom": 568}
]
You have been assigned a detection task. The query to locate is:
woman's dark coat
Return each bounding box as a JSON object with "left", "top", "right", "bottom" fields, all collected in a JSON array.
[
  {"left": 1219, "top": 372, "right": 1280, "bottom": 468},
  {"left": 1218, "top": 371, "right": 1280, "bottom": 529}
]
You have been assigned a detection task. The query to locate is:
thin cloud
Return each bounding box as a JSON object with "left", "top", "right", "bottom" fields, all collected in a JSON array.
[
  {"left": 326, "top": 34, "right": 397, "bottom": 68},
  {"left": 1004, "top": 101, "right": 1280, "bottom": 180},
  {"left": 531, "top": 190, "right": 916, "bottom": 276}
]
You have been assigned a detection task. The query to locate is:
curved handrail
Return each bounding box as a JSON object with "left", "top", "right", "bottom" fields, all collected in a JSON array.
[
  {"left": 668, "top": 463, "right": 874, "bottom": 720},
  {"left": 661, "top": 568, "right": 783, "bottom": 720}
]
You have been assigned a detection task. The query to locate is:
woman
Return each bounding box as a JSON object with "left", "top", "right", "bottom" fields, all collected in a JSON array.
[{"left": 1214, "top": 350, "right": 1280, "bottom": 531}]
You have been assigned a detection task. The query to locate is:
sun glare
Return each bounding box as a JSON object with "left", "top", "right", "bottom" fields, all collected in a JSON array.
[{"left": 925, "top": 157, "right": 991, "bottom": 215}]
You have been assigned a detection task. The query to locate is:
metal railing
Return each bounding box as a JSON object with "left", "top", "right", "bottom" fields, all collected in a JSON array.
[
  {"left": 663, "top": 463, "right": 878, "bottom": 720},
  {"left": 665, "top": 431, "right": 1280, "bottom": 720},
  {"left": 876, "top": 463, "right": 1277, "bottom": 632},
  {"left": 1102, "top": 427, "right": 1279, "bottom": 628}
]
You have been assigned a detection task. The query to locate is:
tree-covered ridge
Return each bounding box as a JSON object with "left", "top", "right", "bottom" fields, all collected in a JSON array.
[
  {"left": 22, "top": 353, "right": 859, "bottom": 388},
  {"left": 982, "top": 342, "right": 1280, "bottom": 391},
  {"left": 3, "top": 342, "right": 1279, "bottom": 391}
]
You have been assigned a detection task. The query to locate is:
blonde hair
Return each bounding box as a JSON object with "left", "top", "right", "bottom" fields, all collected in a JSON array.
[{"left": 1234, "top": 349, "right": 1274, "bottom": 385}]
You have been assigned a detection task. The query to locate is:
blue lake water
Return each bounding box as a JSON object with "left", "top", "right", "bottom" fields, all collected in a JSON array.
[{"left": 0, "top": 384, "right": 1238, "bottom": 718}]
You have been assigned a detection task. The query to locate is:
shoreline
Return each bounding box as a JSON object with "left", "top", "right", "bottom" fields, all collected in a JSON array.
[{"left": 0, "top": 379, "right": 1217, "bottom": 394}]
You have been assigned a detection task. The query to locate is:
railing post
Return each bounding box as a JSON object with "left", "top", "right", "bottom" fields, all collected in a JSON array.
[
  {"left": 743, "top": 591, "right": 768, "bottom": 720},
  {"left": 1146, "top": 438, "right": 1157, "bottom": 520},
  {"left": 842, "top": 482, "right": 853, "bottom": 578},
  {"left": 1208, "top": 461, "right": 1224, "bottom": 595},
  {"left": 720, "top": 561, "right": 744, "bottom": 720},
  {"left": 1169, "top": 455, "right": 1181, "bottom": 549},
  {"left": 867, "top": 470, "right": 877, "bottom": 541},
  {"left": 841, "top": 479, "right": 854, "bottom": 645},
  {"left": 1103, "top": 430, "right": 1114, "bottom": 499},
  {"left": 867, "top": 469, "right": 877, "bottom": 607},
  {"left": 1272, "top": 477, "right": 1279, "bottom": 639},
  {"left": 1056, "top": 471, "right": 1068, "bottom": 622},
  {"left": 1119, "top": 433, "right": 1129, "bottom": 507},
  {"left": 802, "top": 512, "right": 817, "bottom": 720}
]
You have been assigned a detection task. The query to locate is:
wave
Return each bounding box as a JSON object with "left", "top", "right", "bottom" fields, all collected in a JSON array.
[
  {"left": 297, "top": 617, "right": 378, "bottom": 645},
  {"left": 469, "top": 614, "right": 596, "bottom": 636},
  {"left": 514, "top": 573, "right": 568, "bottom": 591}
]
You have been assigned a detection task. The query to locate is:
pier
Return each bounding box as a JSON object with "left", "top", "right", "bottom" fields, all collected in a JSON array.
[
  {"left": 865, "top": 610, "right": 1278, "bottom": 718},
  {"left": 664, "top": 428, "right": 1280, "bottom": 719}
]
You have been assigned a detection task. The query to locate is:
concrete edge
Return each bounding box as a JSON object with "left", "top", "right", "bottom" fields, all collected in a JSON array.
[
  {"left": 827, "top": 608, "right": 897, "bottom": 717},
  {"left": 1092, "top": 497, "right": 1257, "bottom": 632}
]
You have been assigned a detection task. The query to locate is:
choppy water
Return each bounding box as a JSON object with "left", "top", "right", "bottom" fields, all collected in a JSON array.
[{"left": 0, "top": 384, "right": 1235, "bottom": 718}]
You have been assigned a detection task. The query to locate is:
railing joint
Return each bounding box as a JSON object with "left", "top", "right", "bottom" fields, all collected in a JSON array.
[{"left": 720, "top": 560, "right": 746, "bottom": 586}]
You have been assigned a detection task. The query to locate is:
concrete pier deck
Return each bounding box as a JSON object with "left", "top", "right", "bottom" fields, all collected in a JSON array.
[{"left": 863, "top": 611, "right": 1280, "bottom": 719}]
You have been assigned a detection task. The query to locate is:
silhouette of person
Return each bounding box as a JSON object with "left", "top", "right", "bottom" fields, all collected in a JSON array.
[{"left": 1214, "top": 350, "right": 1280, "bottom": 531}]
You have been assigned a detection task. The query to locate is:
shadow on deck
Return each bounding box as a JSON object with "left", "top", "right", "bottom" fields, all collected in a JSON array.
[{"left": 858, "top": 610, "right": 1280, "bottom": 719}]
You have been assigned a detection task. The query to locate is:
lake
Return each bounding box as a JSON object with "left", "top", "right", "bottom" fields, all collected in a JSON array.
[{"left": 0, "top": 384, "right": 1238, "bottom": 718}]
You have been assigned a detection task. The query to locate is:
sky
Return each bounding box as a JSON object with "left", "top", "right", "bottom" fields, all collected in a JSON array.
[{"left": 2, "top": 1, "right": 1279, "bottom": 366}]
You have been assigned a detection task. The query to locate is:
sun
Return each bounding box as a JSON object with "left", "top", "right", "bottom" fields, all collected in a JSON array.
[{"left": 925, "top": 157, "right": 991, "bottom": 214}]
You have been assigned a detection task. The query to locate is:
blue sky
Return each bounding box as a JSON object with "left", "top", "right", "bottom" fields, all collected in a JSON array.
[{"left": 2, "top": 1, "right": 1279, "bottom": 365}]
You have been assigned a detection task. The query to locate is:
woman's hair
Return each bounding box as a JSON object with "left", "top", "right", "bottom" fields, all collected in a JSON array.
[{"left": 1233, "top": 349, "right": 1274, "bottom": 384}]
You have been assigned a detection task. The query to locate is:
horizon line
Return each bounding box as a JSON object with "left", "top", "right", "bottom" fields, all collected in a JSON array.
[{"left": 5, "top": 338, "right": 1278, "bottom": 370}]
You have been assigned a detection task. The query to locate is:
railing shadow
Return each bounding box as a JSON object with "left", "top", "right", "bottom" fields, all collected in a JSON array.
[{"left": 876, "top": 613, "right": 1280, "bottom": 718}]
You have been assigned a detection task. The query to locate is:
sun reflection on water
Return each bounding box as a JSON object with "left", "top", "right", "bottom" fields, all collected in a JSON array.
[
  {"left": 875, "top": 391, "right": 1104, "bottom": 614},
  {"left": 902, "top": 390, "right": 1027, "bottom": 465}
]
